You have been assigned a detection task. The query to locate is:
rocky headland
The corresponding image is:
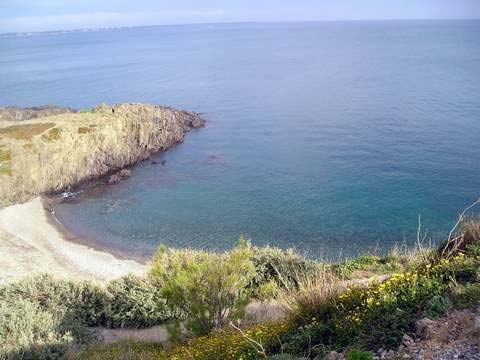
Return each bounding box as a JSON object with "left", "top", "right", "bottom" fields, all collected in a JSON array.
[{"left": 0, "top": 103, "right": 204, "bottom": 207}]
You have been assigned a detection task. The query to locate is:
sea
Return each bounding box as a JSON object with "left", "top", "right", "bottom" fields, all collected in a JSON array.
[{"left": 1, "top": 20, "right": 479, "bottom": 259}]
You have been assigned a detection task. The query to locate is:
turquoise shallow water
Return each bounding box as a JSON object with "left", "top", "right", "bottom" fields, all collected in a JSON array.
[{"left": 1, "top": 21, "right": 480, "bottom": 259}]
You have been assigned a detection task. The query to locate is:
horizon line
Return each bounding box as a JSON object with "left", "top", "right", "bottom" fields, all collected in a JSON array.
[{"left": 1, "top": 17, "right": 479, "bottom": 36}]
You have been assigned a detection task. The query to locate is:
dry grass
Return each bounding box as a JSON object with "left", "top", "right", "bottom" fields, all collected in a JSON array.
[
  {"left": 0, "top": 122, "right": 55, "bottom": 140},
  {"left": 273, "top": 242, "right": 437, "bottom": 322},
  {"left": 386, "top": 242, "right": 433, "bottom": 269},
  {"left": 274, "top": 267, "right": 343, "bottom": 320},
  {"left": 462, "top": 218, "right": 480, "bottom": 244}
]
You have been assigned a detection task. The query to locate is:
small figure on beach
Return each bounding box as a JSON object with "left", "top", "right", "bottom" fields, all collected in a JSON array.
[{"left": 47, "top": 203, "right": 55, "bottom": 215}]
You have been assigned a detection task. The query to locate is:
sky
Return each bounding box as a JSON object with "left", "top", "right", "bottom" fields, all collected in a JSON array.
[{"left": 1, "top": 0, "right": 480, "bottom": 33}]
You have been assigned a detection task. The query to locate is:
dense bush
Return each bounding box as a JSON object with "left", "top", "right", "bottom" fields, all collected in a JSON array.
[
  {"left": 151, "top": 239, "right": 257, "bottom": 336},
  {"left": 425, "top": 294, "right": 452, "bottom": 319},
  {"left": 0, "top": 298, "right": 76, "bottom": 359},
  {"left": 448, "top": 283, "right": 480, "bottom": 309},
  {"left": 250, "top": 246, "right": 321, "bottom": 288},
  {"left": 104, "top": 274, "right": 180, "bottom": 328},
  {"left": 0, "top": 274, "right": 175, "bottom": 359},
  {"left": 0, "top": 274, "right": 108, "bottom": 326}
]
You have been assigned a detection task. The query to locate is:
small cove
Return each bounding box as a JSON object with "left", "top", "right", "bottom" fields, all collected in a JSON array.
[{"left": 1, "top": 20, "right": 480, "bottom": 259}]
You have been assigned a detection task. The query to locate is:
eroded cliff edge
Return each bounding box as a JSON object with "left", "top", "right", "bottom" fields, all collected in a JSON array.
[{"left": 0, "top": 103, "right": 204, "bottom": 207}]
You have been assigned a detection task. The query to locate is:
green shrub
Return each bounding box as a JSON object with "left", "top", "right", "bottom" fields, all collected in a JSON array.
[
  {"left": 0, "top": 298, "right": 77, "bottom": 359},
  {"left": 0, "top": 274, "right": 107, "bottom": 326},
  {"left": 0, "top": 274, "right": 176, "bottom": 358},
  {"left": 280, "top": 303, "right": 339, "bottom": 355},
  {"left": 0, "top": 275, "right": 105, "bottom": 358},
  {"left": 104, "top": 275, "right": 178, "bottom": 328},
  {"left": 425, "top": 295, "right": 452, "bottom": 319},
  {"left": 345, "top": 349, "right": 373, "bottom": 360},
  {"left": 151, "top": 239, "right": 257, "bottom": 336},
  {"left": 449, "top": 283, "right": 480, "bottom": 309},
  {"left": 354, "top": 270, "right": 449, "bottom": 350}
]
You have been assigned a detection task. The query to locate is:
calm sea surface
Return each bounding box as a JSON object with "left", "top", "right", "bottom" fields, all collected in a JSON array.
[{"left": 1, "top": 21, "right": 479, "bottom": 259}]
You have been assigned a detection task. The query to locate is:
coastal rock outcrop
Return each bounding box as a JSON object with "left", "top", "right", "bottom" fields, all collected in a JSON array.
[
  {"left": 0, "top": 103, "right": 204, "bottom": 207},
  {"left": 107, "top": 169, "right": 132, "bottom": 185}
]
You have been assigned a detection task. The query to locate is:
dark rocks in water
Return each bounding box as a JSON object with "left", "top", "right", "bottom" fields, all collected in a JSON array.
[
  {"left": 0, "top": 105, "right": 76, "bottom": 121},
  {"left": 107, "top": 169, "right": 132, "bottom": 185},
  {"left": 151, "top": 160, "right": 167, "bottom": 165},
  {"left": 107, "top": 174, "right": 121, "bottom": 185},
  {"left": 150, "top": 159, "right": 166, "bottom": 166},
  {"left": 118, "top": 169, "right": 132, "bottom": 178}
]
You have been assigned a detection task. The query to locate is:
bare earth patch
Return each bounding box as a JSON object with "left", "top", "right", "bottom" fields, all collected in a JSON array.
[{"left": 395, "top": 306, "right": 480, "bottom": 360}]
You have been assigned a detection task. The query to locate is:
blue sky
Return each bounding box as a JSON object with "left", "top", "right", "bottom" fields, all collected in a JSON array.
[{"left": 1, "top": 0, "right": 480, "bottom": 33}]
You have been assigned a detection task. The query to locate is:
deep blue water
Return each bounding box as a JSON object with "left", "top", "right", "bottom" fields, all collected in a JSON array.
[{"left": 1, "top": 21, "right": 480, "bottom": 259}]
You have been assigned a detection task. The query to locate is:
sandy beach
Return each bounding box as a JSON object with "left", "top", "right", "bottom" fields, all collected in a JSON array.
[{"left": 0, "top": 197, "right": 147, "bottom": 285}]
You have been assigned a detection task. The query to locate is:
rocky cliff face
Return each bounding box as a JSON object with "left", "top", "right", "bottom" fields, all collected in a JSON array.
[{"left": 0, "top": 103, "right": 204, "bottom": 207}]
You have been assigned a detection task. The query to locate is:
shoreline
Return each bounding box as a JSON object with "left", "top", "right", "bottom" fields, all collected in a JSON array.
[
  {"left": 0, "top": 196, "right": 148, "bottom": 285},
  {"left": 42, "top": 195, "right": 149, "bottom": 264}
]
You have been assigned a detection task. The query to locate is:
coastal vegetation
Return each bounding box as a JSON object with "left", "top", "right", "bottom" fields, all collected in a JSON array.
[
  {"left": 151, "top": 238, "right": 257, "bottom": 337},
  {"left": 1, "top": 218, "right": 479, "bottom": 359}
]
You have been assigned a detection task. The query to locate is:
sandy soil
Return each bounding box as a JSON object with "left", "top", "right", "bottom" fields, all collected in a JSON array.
[{"left": 0, "top": 197, "right": 147, "bottom": 284}]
